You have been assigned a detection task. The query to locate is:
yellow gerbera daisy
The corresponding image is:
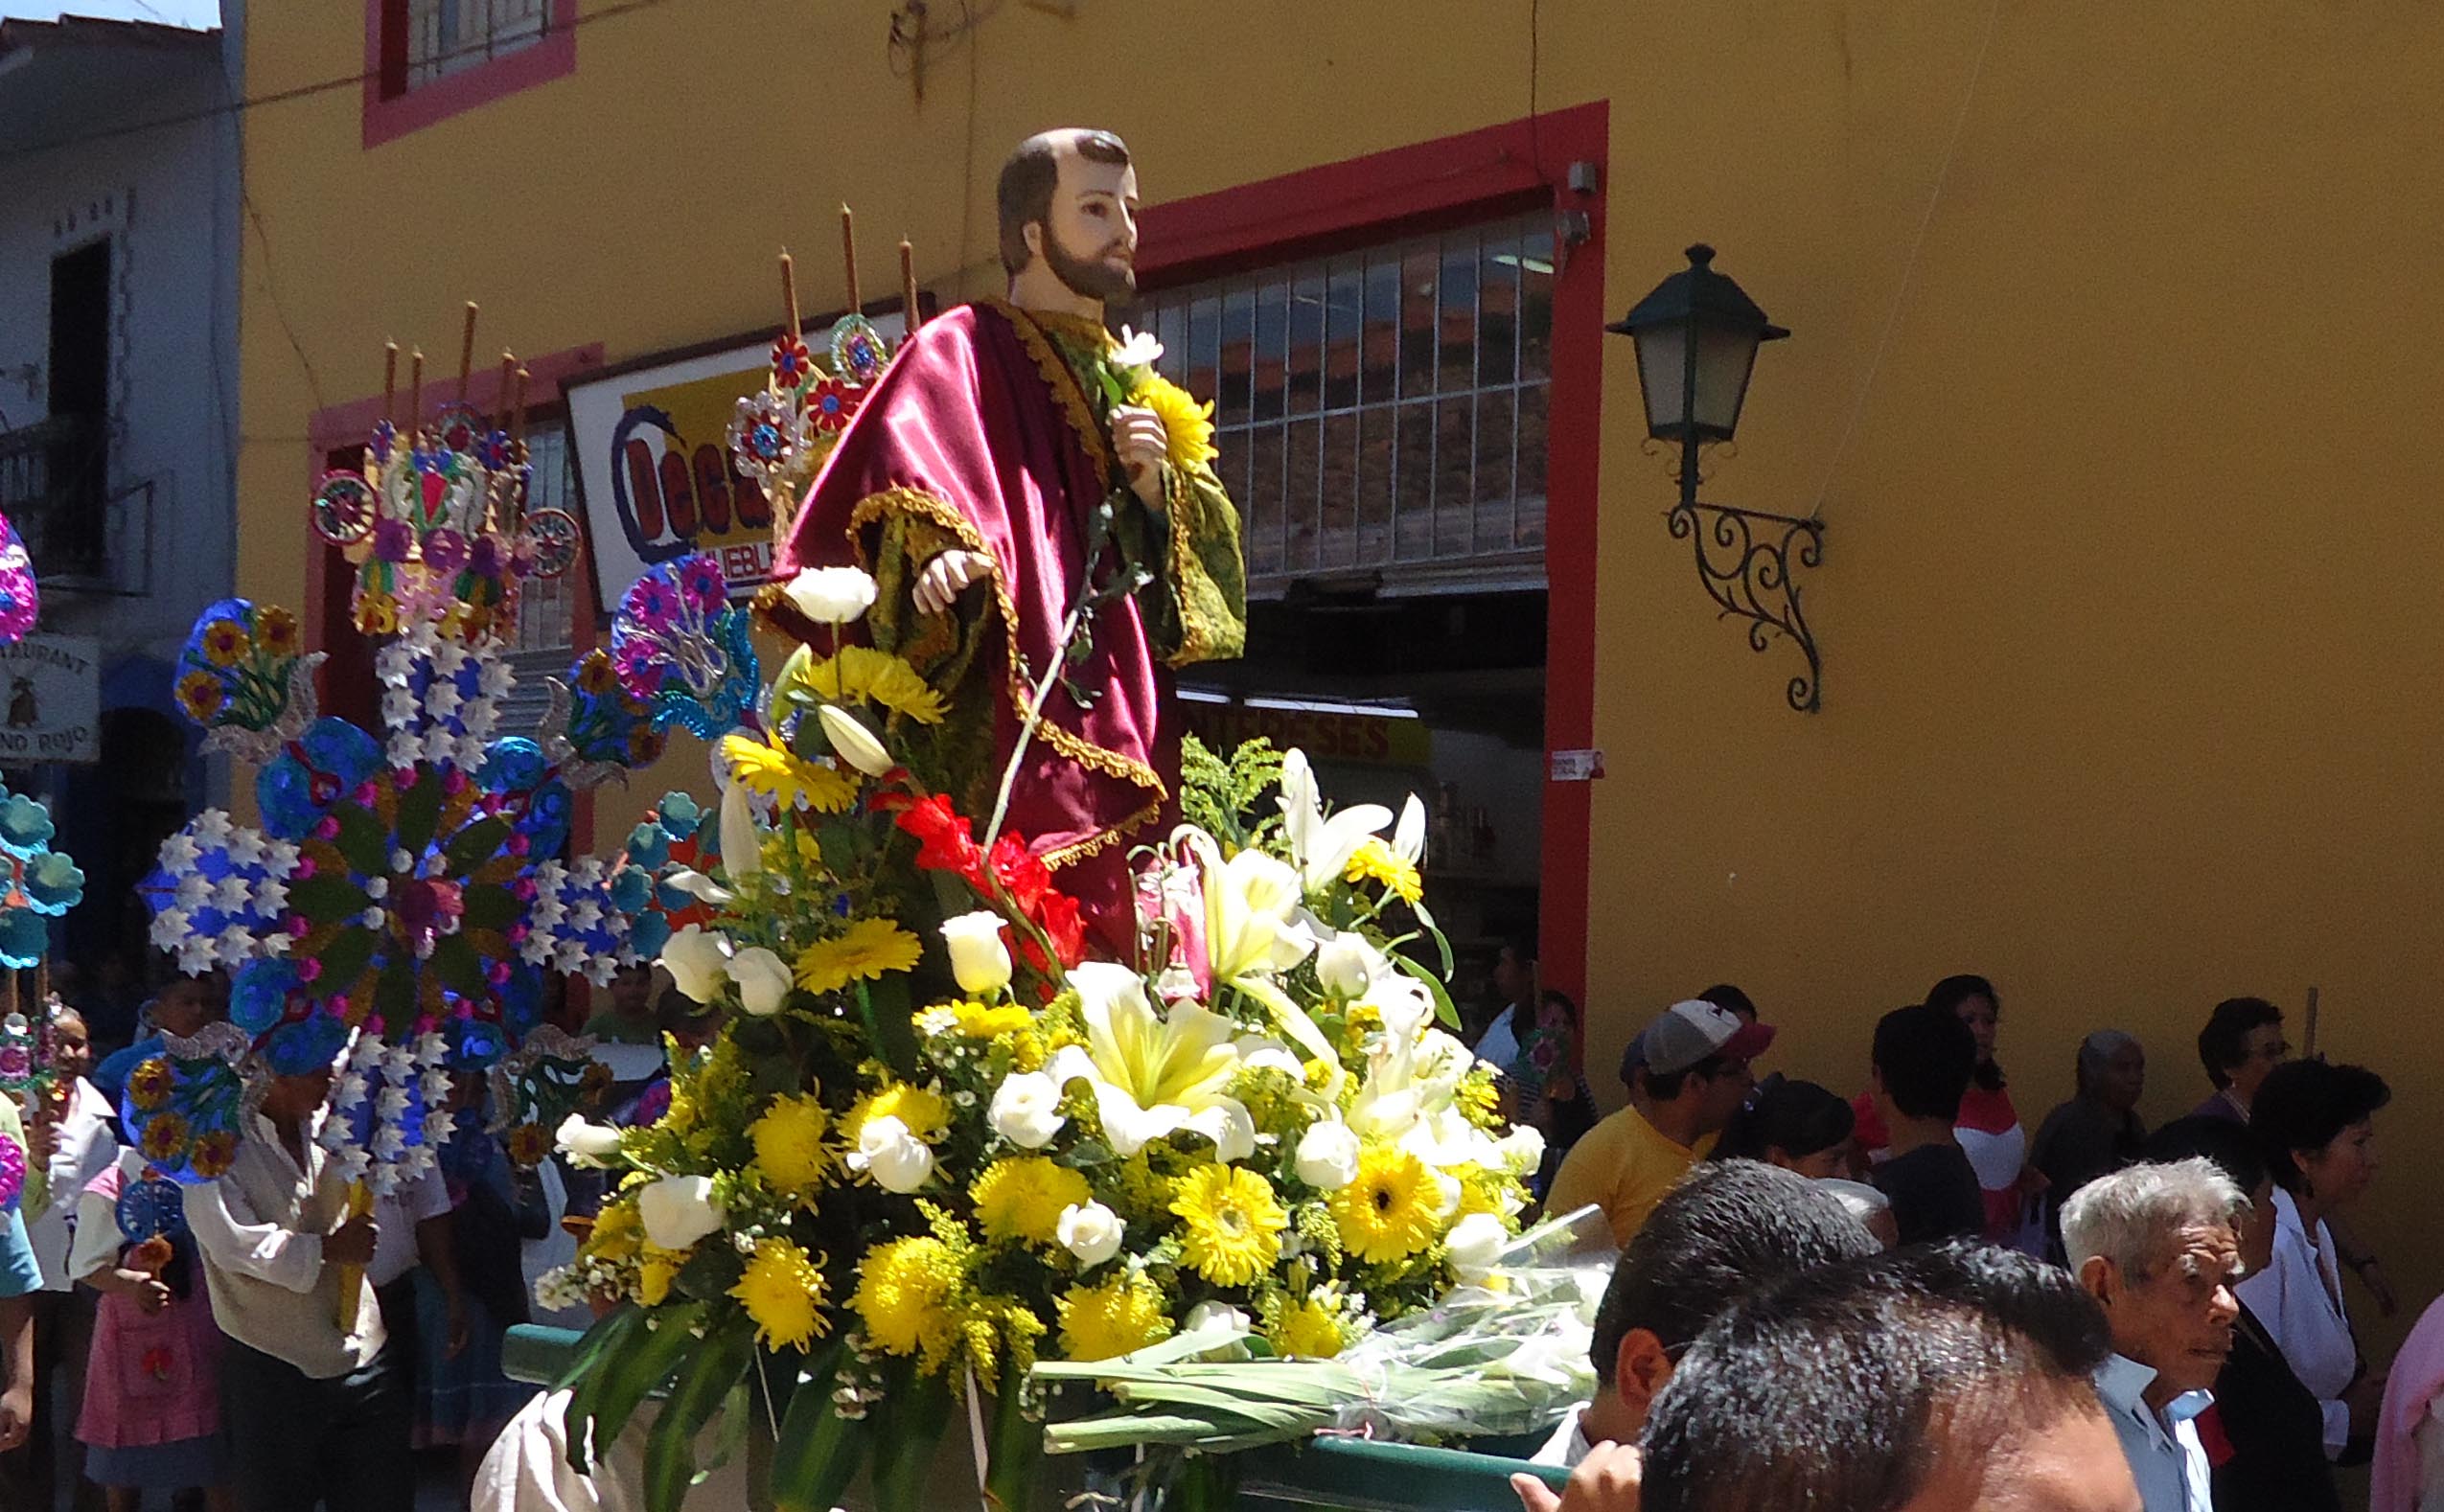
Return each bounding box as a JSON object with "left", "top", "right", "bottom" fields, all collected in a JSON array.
[
  {"left": 1330, "top": 1144, "right": 1440, "bottom": 1265},
  {"left": 794, "top": 917, "right": 922, "bottom": 996},
  {"left": 1344, "top": 838, "right": 1423, "bottom": 905},
  {"left": 1130, "top": 373, "right": 1218, "bottom": 471},
  {"left": 750, "top": 1094, "right": 832, "bottom": 1199},
  {"left": 1169, "top": 1164, "right": 1286, "bottom": 1287},
  {"left": 1268, "top": 1295, "right": 1349, "bottom": 1359},
  {"left": 971, "top": 1157, "right": 1092, "bottom": 1248},
  {"left": 1056, "top": 1273, "right": 1173, "bottom": 1362},
  {"left": 732, "top": 1237, "right": 830, "bottom": 1352},
  {"left": 789, "top": 644, "right": 949, "bottom": 725},
  {"left": 842, "top": 1081, "right": 952, "bottom": 1146},
  {"left": 721, "top": 730, "right": 858, "bottom": 814},
  {"left": 852, "top": 1235, "right": 962, "bottom": 1361}
]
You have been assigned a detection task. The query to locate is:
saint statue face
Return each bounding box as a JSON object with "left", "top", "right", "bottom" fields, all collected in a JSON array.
[{"left": 1034, "top": 147, "right": 1140, "bottom": 305}]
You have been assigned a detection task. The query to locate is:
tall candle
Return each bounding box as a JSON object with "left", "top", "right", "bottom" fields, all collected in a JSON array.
[{"left": 841, "top": 204, "right": 862, "bottom": 313}]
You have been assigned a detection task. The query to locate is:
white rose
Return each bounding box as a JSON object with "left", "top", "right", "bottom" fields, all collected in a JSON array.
[
  {"left": 1493, "top": 1124, "right": 1547, "bottom": 1178},
  {"left": 1445, "top": 1210, "right": 1510, "bottom": 1281},
  {"left": 1313, "top": 931, "right": 1379, "bottom": 999},
  {"left": 636, "top": 1174, "right": 725, "bottom": 1251},
  {"left": 988, "top": 1071, "right": 1066, "bottom": 1150},
  {"left": 726, "top": 947, "right": 793, "bottom": 1017},
  {"left": 659, "top": 925, "right": 731, "bottom": 1005},
  {"left": 554, "top": 1114, "right": 625, "bottom": 1169},
  {"left": 783, "top": 565, "right": 879, "bottom": 625},
  {"left": 817, "top": 705, "right": 894, "bottom": 779},
  {"left": 1295, "top": 1119, "right": 1362, "bottom": 1190},
  {"left": 851, "top": 1115, "right": 934, "bottom": 1193},
  {"left": 1056, "top": 1202, "right": 1124, "bottom": 1268},
  {"left": 940, "top": 911, "right": 1013, "bottom": 997}
]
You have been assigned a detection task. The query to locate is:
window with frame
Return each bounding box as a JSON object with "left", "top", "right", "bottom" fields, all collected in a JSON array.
[
  {"left": 381, "top": 0, "right": 550, "bottom": 96},
  {"left": 1130, "top": 212, "right": 1556, "bottom": 597},
  {"left": 500, "top": 418, "right": 580, "bottom": 733}
]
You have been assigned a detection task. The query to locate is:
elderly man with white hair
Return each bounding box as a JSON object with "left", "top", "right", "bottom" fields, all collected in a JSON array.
[{"left": 2065, "top": 1157, "right": 2251, "bottom": 1512}]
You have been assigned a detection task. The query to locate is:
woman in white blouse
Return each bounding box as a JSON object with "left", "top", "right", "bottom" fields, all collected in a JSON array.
[{"left": 2238, "top": 1058, "right": 2391, "bottom": 1462}]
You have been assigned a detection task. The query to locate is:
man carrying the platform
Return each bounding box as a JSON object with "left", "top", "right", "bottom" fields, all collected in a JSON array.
[{"left": 764, "top": 128, "right": 1246, "bottom": 953}]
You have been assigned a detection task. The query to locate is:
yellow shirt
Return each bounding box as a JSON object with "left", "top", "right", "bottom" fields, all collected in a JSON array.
[{"left": 1544, "top": 1105, "right": 1709, "bottom": 1248}]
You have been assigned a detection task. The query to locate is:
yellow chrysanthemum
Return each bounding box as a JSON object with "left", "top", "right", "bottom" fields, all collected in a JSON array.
[
  {"left": 750, "top": 1094, "right": 832, "bottom": 1199},
  {"left": 1130, "top": 373, "right": 1218, "bottom": 471},
  {"left": 1170, "top": 1164, "right": 1286, "bottom": 1287},
  {"left": 790, "top": 645, "right": 949, "bottom": 725},
  {"left": 721, "top": 730, "right": 858, "bottom": 814},
  {"left": 842, "top": 1082, "right": 952, "bottom": 1146},
  {"left": 585, "top": 1201, "right": 642, "bottom": 1264},
  {"left": 1331, "top": 1144, "right": 1441, "bottom": 1265},
  {"left": 1269, "top": 1296, "right": 1349, "bottom": 1359},
  {"left": 953, "top": 1000, "right": 1033, "bottom": 1039},
  {"left": 638, "top": 1253, "right": 678, "bottom": 1307},
  {"left": 852, "top": 1235, "right": 962, "bottom": 1360},
  {"left": 795, "top": 918, "right": 923, "bottom": 996},
  {"left": 1344, "top": 838, "right": 1423, "bottom": 905},
  {"left": 732, "top": 1237, "right": 830, "bottom": 1352},
  {"left": 971, "top": 1157, "right": 1092, "bottom": 1248},
  {"left": 1056, "top": 1273, "right": 1173, "bottom": 1362}
]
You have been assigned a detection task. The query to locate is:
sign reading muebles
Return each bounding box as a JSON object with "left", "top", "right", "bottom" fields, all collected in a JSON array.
[
  {"left": 563, "top": 313, "right": 909, "bottom": 610},
  {"left": 0, "top": 634, "right": 100, "bottom": 764}
]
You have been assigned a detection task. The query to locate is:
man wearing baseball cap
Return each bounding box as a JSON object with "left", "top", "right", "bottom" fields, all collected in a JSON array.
[{"left": 1545, "top": 1000, "right": 1776, "bottom": 1247}]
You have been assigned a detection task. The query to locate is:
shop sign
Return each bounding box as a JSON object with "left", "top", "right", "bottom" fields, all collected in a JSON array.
[
  {"left": 0, "top": 634, "right": 100, "bottom": 765},
  {"left": 1180, "top": 702, "right": 1432, "bottom": 767}
]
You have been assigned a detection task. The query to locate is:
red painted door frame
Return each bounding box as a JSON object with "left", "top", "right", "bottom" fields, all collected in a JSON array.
[{"left": 1136, "top": 103, "right": 1609, "bottom": 1005}]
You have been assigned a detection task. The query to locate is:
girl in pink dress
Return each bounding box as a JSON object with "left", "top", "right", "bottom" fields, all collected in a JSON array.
[{"left": 72, "top": 1148, "right": 232, "bottom": 1512}]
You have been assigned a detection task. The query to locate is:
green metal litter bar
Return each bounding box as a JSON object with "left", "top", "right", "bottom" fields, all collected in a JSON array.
[{"left": 503, "top": 1324, "right": 1572, "bottom": 1509}]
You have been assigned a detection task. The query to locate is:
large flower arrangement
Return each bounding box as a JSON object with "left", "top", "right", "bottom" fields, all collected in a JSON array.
[{"left": 548, "top": 568, "right": 1539, "bottom": 1511}]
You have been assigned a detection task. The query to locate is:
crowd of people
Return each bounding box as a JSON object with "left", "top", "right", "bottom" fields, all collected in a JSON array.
[
  {"left": 1470, "top": 953, "right": 2431, "bottom": 1512},
  {"left": 0, "top": 960, "right": 695, "bottom": 1512}
]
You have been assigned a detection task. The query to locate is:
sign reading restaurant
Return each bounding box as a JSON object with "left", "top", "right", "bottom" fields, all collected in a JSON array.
[{"left": 0, "top": 634, "right": 100, "bottom": 765}]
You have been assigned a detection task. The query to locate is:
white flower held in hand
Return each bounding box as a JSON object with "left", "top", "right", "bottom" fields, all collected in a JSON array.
[
  {"left": 659, "top": 925, "right": 732, "bottom": 1005},
  {"left": 726, "top": 946, "right": 793, "bottom": 1017},
  {"left": 1295, "top": 1118, "right": 1362, "bottom": 1190},
  {"left": 554, "top": 1114, "right": 625, "bottom": 1169},
  {"left": 849, "top": 1114, "right": 934, "bottom": 1193},
  {"left": 987, "top": 1070, "right": 1066, "bottom": 1149},
  {"left": 1109, "top": 326, "right": 1164, "bottom": 372},
  {"left": 818, "top": 705, "right": 894, "bottom": 778},
  {"left": 1057, "top": 1201, "right": 1124, "bottom": 1267},
  {"left": 1444, "top": 1210, "right": 1510, "bottom": 1281},
  {"left": 941, "top": 911, "right": 1014, "bottom": 997},
  {"left": 636, "top": 1174, "right": 725, "bottom": 1251},
  {"left": 783, "top": 565, "right": 879, "bottom": 625}
]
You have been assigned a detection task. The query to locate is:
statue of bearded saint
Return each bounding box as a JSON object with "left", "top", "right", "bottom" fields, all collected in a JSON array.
[{"left": 763, "top": 128, "right": 1247, "bottom": 954}]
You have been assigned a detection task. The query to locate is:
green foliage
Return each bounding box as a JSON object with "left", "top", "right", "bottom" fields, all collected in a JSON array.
[{"left": 1178, "top": 733, "right": 1287, "bottom": 850}]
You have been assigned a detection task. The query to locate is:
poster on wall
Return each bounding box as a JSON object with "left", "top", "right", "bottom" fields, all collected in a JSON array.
[
  {"left": 563, "top": 312, "right": 909, "bottom": 609},
  {"left": 0, "top": 634, "right": 100, "bottom": 765}
]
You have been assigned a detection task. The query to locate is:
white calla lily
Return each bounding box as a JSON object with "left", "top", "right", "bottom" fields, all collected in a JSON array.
[
  {"left": 659, "top": 925, "right": 732, "bottom": 1005},
  {"left": 719, "top": 781, "right": 762, "bottom": 879},
  {"left": 818, "top": 704, "right": 894, "bottom": 778},
  {"left": 1045, "top": 961, "right": 1254, "bottom": 1161},
  {"left": 1277, "top": 748, "right": 1393, "bottom": 894}
]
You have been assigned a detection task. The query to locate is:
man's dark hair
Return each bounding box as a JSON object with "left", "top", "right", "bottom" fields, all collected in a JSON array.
[
  {"left": 1695, "top": 983, "right": 1755, "bottom": 1020},
  {"left": 1642, "top": 1242, "right": 2113, "bottom": 1512},
  {"left": 1711, "top": 1077, "right": 1854, "bottom": 1166},
  {"left": 2197, "top": 996, "right": 2284, "bottom": 1090},
  {"left": 997, "top": 129, "right": 1132, "bottom": 276},
  {"left": 1642, "top": 1054, "right": 1729, "bottom": 1105},
  {"left": 1588, "top": 1160, "right": 1877, "bottom": 1385},
  {"left": 2252, "top": 1059, "right": 2389, "bottom": 1193},
  {"left": 2145, "top": 1115, "right": 2271, "bottom": 1196},
  {"left": 1871, "top": 1003, "right": 1977, "bottom": 1122}
]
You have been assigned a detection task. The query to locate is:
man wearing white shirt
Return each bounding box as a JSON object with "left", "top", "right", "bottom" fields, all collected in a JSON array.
[
  {"left": 2064, "top": 1158, "right": 2250, "bottom": 1511},
  {"left": 187, "top": 1042, "right": 413, "bottom": 1512}
]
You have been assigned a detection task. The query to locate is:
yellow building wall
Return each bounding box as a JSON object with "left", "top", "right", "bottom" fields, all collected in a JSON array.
[{"left": 238, "top": 1, "right": 2444, "bottom": 1335}]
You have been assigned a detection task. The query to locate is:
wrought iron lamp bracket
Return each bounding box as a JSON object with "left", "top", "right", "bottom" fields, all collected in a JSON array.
[{"left": 1664, "top": 496, "right": 1826, "bottom": 713}]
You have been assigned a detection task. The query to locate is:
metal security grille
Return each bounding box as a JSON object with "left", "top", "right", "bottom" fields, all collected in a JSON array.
[
  {"left": 1132, "top": 213, "right": 1555, "bottom": 597},
  {"left": 403, "top": 0, "right": 548, "bottom": 88},
  {"left": 501, "top": 420, "right": 576, "bottom": 733}
]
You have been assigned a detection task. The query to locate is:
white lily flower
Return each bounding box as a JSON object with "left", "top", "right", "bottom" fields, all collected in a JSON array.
[
  {"left": 1277, "top": 748, "right": 1393, "bottom": 895},
  {"left": 719, "top": 780, "right": 762, "bottom": 879},
  {"left": 1110, "top": 326, "right": 1164, "bottom": 371},
  {"left": 1393, "top": 791, "right": 1427, "bottom": 865},
  {"left": 727, "top": 947, "right": 793, "bottom": 1016},
  {"left": 1045, "top": 961, "right": 1253, "bottom": 1161},
  {"left": 659, "top": 925, "right": 732, "bottom": 1004}
]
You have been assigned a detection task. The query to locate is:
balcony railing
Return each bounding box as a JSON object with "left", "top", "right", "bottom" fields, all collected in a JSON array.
[{"left": 0, "top": 413, "right": 109, "bottom": 580}]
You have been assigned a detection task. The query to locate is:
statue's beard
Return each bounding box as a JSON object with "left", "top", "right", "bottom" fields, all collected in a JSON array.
[{"left": 1043, "top": 230, "right": 1136, "bottom": 306}]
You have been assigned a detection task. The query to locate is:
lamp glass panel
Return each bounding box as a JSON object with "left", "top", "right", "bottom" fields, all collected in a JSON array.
[
  {"left": 1634, "top": 323, "right": 1689, "bottom": 435},
  {"left": 1691, "top": 323, "right": 1762, "bottom": 436}
]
